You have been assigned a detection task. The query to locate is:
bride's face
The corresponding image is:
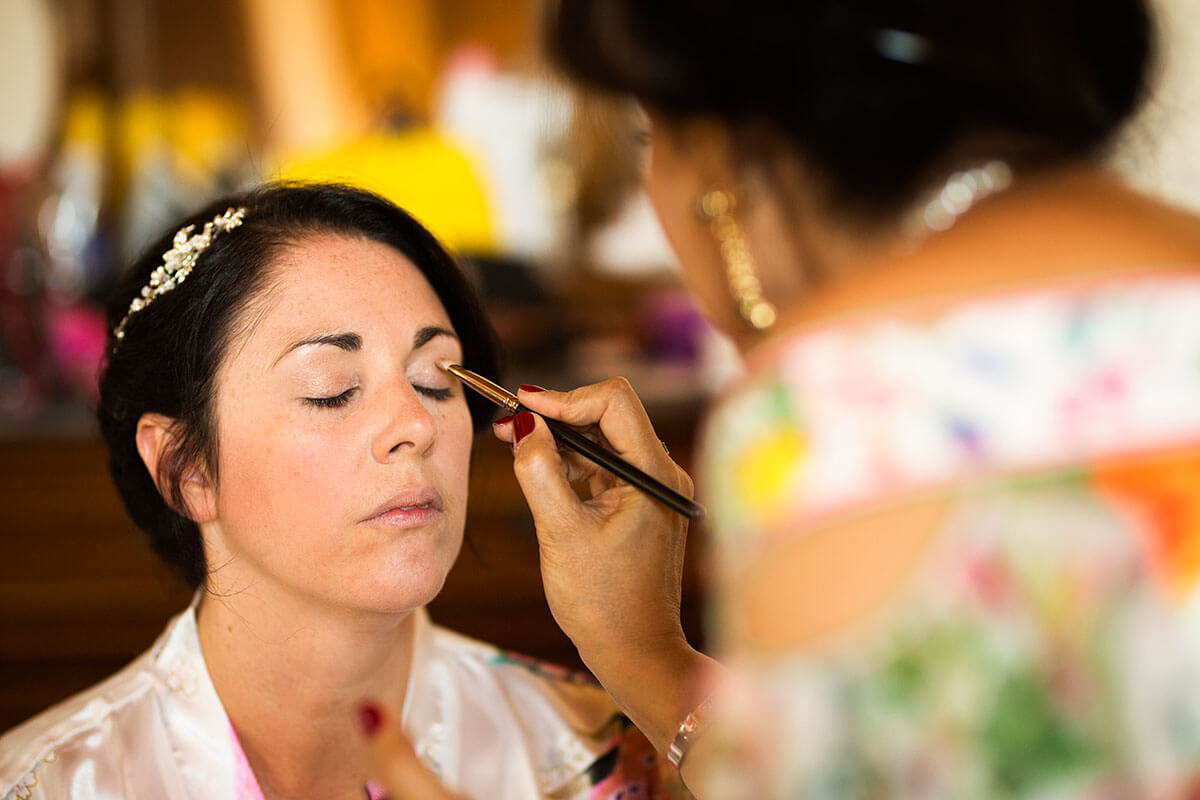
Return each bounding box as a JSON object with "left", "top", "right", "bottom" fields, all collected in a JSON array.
[{"left": 202, "top": 233, "right": 473, "bottom": 614}]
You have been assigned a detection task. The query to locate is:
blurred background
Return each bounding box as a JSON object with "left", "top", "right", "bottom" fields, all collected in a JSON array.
[
  {"left": 0, "top": 0, "right": 736, "bottom": 731},
  {"left": 0, "top": 0, "right": 1197, "bottom": 730}
]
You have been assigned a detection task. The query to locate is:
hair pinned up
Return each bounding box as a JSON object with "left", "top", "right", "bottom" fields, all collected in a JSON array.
[{"left": 546, "top": 0, "right": 1153, "bottom": 221}]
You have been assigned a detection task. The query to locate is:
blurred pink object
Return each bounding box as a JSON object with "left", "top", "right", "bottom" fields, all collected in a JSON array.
[{"left": 46, "top": 303, "right": 106, "bottom": 400}]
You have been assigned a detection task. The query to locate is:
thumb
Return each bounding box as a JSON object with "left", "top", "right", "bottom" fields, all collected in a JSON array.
[{"left": 358, "top": 702, "right": 465, "bottom": 800}]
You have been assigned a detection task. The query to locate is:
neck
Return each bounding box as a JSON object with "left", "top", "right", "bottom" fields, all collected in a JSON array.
[
  {"left": 196, "top": 582, "right": 417, "bottom": 799},
  {"left": 747, "top": 164, "right": 1200, "bottom": 353}
]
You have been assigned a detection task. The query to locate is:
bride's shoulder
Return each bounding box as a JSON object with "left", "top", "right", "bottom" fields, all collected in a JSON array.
[
  {"left": 423, "top": 621, "right": 611, "bottom": 712},
  {"left": 0, "top": 649, "right": 159, "bottom": 799},
  {"left": 416, "top": 621, "right": 663, "bottom": 798}
]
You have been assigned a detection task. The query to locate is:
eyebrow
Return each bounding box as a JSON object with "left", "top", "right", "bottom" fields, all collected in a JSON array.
[
  {"left": 413, "top": 326, "right": 458, "bottom": 350},
  {"left": 273, "top": 326, "right": 457, "bottom": 367},
  {"left": 275, "top": 331, "right": 362, "bottom": 365}
]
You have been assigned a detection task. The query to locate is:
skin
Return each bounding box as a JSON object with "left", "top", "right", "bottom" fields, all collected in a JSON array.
[
  {"left": 639, "top": 114, "right": 1200, "bottom": 650},
  {"left": 619, "top": 119, "right": 1200, "bottom": 796},
  {"left": 496, "top": 121, "right": 1200, "bottom": 799},
  {"left": 136, "top": 233, "right": 472, "bottom": 799},
  {"left": 356, "top": 118, "right": 1200, "bottom": 800},
  {"left": 355, "top": 118, "right": 1200, "bottom": 798},
  {"left": 644, "top": 115, "right": 1200, "bottom": 346}
]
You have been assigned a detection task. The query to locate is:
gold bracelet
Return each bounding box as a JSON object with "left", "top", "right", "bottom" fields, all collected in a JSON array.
[{"left": 666, "top": 694, "right": 715, "bottom": 770}]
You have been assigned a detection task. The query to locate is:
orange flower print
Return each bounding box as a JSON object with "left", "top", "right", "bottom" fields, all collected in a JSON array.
[{"left": 1094, "top": 448, "right": 1200, "bottom": 603}]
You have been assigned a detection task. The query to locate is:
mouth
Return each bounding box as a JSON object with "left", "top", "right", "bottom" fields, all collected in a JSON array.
[{"left": 362, "top": 487, "right": 445, "bottom": 528}]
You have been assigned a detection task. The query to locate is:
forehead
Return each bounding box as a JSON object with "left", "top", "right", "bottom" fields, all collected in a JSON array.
[{"left": 234, "top": 233, "right": 455, "bottom": 357}]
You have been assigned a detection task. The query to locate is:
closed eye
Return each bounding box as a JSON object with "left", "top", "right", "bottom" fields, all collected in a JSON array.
[
  {"left": 303, "top": 387, "right": 357, "bottom": 409},
  {"left": 414, "top": 385, "right": 454, "bottom": 401}
]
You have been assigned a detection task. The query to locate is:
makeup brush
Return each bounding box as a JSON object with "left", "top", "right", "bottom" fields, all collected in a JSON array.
[{"left": 441, "top": 363, "right": 706, "bottom": 522}]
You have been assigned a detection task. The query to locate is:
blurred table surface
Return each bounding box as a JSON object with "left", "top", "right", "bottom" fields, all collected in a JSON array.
[{"left": 0, "top": 401, "right": 708, "bottom": 732}]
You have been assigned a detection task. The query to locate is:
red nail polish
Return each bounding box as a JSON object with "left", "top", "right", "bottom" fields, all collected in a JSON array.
[
  {"left": 493, "top": 414, "right": 516, "bottom": 426},
  {"left": 357, "top": 702, "right": 383, "bottom": 738},
  {"left": 519, "top": 384, "right": 546, "bottom": 393},
  {"left": 514, "top": 411, "right": 536, "bottom": 442}
]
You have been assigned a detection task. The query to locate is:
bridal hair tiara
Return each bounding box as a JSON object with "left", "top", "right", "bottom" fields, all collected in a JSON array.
[{"left": 112, "top": 207, "right": 247, "bottom": 342}]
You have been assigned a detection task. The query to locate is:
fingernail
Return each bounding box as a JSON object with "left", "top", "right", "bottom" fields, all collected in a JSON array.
[
  {"left": 514, "top": 411, "right": 536, "bottom": 442},
  {"left": 493, "top": 414, "right": 515, "bottom": 427},
  {"left": 519, "top": 384, "right": 546, "bottom": 393},
  {"left": 357, "top": 702, "right": 383, "bottom": 738}
]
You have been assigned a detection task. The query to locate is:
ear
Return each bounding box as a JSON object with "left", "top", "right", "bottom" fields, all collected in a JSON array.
[
  {"left": 135, "top": 413, "right": 218, "bottom": 524},
  {"left": 648, "top": 113, "right": 741, "bottom": 192}
]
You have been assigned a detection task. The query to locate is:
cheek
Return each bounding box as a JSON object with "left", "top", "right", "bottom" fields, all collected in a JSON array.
[
  {"left": 213, "top": 407, "right": 353, "bottom": 533},
  {"left": 436, "top": 407, "right": 474, "bottom": 491}
]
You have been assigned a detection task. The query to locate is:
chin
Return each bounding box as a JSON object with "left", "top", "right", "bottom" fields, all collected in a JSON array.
[
  {"left": 357, "top": 535, "right": 461, "bottom": 612},
  {"left": 385, "top": 567, "right": 450, "bottom": 610}
]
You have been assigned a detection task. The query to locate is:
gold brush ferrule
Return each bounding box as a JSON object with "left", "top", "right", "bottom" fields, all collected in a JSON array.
[{"left": 443, "top": 364, "right": 520, "bottom": 413}]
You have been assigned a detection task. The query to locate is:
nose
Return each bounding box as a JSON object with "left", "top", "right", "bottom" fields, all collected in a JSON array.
[{"left": 372, "top": 379, "right": 438, "bottom": 462}]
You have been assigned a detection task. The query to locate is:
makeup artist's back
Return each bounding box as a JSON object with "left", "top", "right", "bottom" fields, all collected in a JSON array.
[
  {"left": 697, "top": 256, "right": 1200, "bottom": 797},
  {"left": 546, "top": 0, "right": 1200, "bottom": 796}
]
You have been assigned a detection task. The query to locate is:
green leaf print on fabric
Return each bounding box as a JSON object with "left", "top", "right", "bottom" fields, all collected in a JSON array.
[{"left": 982, "top": 670, "right": 1104, "bottom": 793}]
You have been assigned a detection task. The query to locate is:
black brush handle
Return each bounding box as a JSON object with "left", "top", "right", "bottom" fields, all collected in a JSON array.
[{"left": 524, "top": 407, "right": 707, "bottom": 522}]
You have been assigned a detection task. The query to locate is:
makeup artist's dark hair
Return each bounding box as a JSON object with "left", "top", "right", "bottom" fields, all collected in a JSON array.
[
  {"left": 97, "top": 182, "right": 502, "bottom": 588},
  {"left": 546, "top": 0, "right": 1152, "bottom": 222}
]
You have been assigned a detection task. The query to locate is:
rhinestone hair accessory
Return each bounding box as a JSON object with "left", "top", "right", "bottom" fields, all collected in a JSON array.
[{"left": 113, "top": 206, "right": 247, "bottom": 341}]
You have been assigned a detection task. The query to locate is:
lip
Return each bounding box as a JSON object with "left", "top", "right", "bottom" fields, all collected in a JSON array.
[{"left": 362, "top": 486, "right": 445, "bottom": 528}]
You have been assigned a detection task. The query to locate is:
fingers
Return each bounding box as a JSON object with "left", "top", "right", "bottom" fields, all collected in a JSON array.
[
  {"left": 491, "top": 414, "right": 517, "bottom": 443},
  {"left": 494, "top": 415, "right": 611, "bottom": 485},
  {"left": 509, "top": 413, "right": 592, "bottom": 527},
  {"left": 516, "top": 378, "right": 665, "bottom": 465},
  {"left": 497, "top": 405, "right": 695, "bottom": 504},
  {"left": 357, "top": 701, "right": 465, "bottom": 800},
  {"left": 495, "top": 379, "right": 697, "bottom": 522}
]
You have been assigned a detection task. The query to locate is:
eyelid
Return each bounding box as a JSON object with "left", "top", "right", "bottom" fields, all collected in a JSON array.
[
  {"left": 413, "top": 385, "right": 454, "bottom": 401},
  {"left": 407, "top": 358, "right": 458, "bottom": 389},
  {"left": 303, "top": 386, "right": 358, "bottom": 409}
]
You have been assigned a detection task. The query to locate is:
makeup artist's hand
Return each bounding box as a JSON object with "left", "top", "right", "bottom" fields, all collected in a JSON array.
[
  {"left": 493, "top": 379, "right": 718, "bottom": 756},
  {"left": 357, "top": 701, "right": 465, "bottom": 800}
]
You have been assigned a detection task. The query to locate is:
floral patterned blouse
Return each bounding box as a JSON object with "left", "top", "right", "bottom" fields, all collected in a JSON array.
[{"left": 700, "top": 272, "right": 1200, "bottom": 798}]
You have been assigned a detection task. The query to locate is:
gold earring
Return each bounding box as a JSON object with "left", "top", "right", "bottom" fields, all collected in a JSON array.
[{"left": 696, "top": 189, "right": 777, "bottom": 331}]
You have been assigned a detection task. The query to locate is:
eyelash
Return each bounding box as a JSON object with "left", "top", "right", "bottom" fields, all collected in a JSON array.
[
  {"left": 303, "top": 385, "right": 453, "bottom": 409},
  {"left": 304, "top": 388, "right": 357, "bottom": 409},
  {"left": 416, "top": 386, "right": 454, "bottom": 402}
]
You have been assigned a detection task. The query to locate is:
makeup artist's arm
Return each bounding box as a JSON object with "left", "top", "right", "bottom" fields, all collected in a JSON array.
[{"left": 495, "top": 380, "right": 723, "bottom": 792}]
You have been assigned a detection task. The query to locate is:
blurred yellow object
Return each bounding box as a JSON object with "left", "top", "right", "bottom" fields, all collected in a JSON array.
[
  {"left": 117, "top": 92, "right": 167, "bottom": 161},
  {"left": 113, "top": 92, "right": 168, "bottom": 201},
  {"left": 62, "top": 92, "right": 107, "bottom": 148},
  {"left": 169, "top": 90, "right": 248, "bottom": 180},
  {"left": 735, "top": 429, "right": 807, "bottom": 520},
  {"left": 275, "top": 130, "right": 495, "bottom": 255}
]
